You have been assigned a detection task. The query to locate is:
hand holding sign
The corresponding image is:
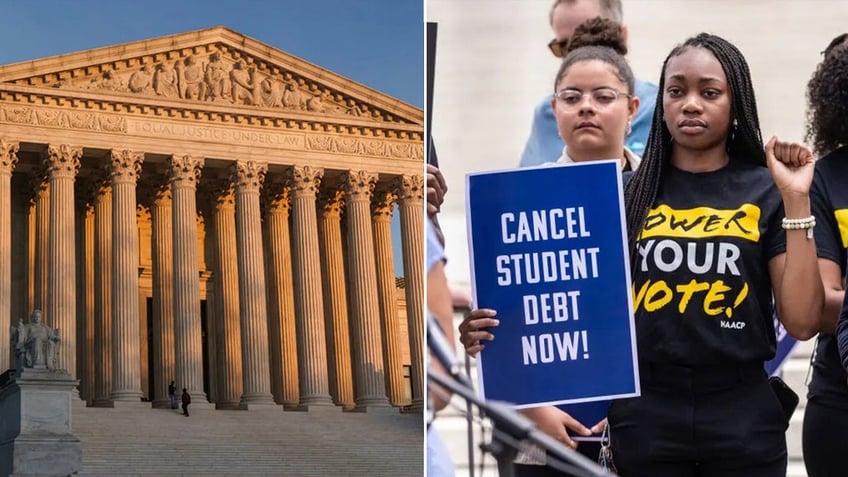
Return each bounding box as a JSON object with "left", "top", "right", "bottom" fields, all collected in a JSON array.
[
  {"left": 521, "top": 405, "right": 591, "bottom": 450},
  {"left": 458, "top": 308, "right": 499, "bottom": 356}
]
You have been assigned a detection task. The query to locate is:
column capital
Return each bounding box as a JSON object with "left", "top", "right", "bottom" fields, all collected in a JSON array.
[
  {"left": 28, "top": 163, "right": 49, "bottom": 203},
  {"left": 370, "top": 189, "right": 396, "bottom": 220},
  {"left": 75, "top": 178, "right": 100, "bottom": 212},
  {"left": 285, "top": 165, "right": 323, "bottom": 199},
  {"left": 394, "top": 174, "right": 424, "bottom": 203},
  {"left": 153, "top": 183, "right": 172, "bottom": 206},
  {"left": 0, "top": 139, "right": 20, "bottom": 174},
  {"left": 208, "top": 177, "right": 236, "bottom": 209},
  {"left": 137, "top": 204, "right": 151, "bottom": 222},
  {"left": 168, "top": 154, "right": 204, "bottom": 189},
  {"left": 45, "top": 144, "right": 82, "bottom": 180},
  {"left": 341, "top": 170, "right": 377, "bottom": 202},
  {"left": 109, "top": 149, "right": 145, "bottom": 185},
  {"left": 137, "top": 173, "right": 170, "bottom": 208},
  {"left": 262, "top": 180, "right": 290, "bottom": 213},
  {"left": 232, "top": 160, "right": 268, "bottom": 192},
  {"left": 317, "top": 188, "right": 345, "bottom": 218}
]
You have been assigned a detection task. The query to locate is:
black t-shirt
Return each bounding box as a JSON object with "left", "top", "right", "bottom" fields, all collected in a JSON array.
[
  {"left": 632, "top": 160, "right": 785, "bottom": 365},
  {"left": 809, "top": 146, "right": 848, "bottom": 408}
]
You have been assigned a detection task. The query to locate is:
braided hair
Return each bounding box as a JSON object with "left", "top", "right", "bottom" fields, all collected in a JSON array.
[
  {"left": 623, "top": 33, "right": 764, "bottom": 259},
  {"left": 805, "top": 33, "right": 848, "bottom": 156}
]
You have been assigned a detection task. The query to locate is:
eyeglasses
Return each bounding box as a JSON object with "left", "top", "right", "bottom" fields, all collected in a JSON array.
[
  {"left": 548, "top": 37, "right": 570, "bottom": 58},
  {"left": 553, "top": 88, "right": 632, "bottom": 110}
]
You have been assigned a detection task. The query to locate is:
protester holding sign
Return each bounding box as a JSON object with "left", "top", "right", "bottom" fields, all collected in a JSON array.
[
  {"left": 616, "top": 33, "right": 823, "bottom": 476},
  {"left": 806, "top": 33, "right": 848, "bottom": 477},
  {"left": 460, "top": 18, "right": 640, "bottom": 476}
]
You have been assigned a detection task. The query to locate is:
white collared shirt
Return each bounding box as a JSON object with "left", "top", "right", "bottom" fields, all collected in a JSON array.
[{"left": 554, "top": 146, "right": 642, "bottom": 171}]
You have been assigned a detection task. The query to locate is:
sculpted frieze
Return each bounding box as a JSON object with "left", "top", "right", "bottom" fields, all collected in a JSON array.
[
  {"left": 53, "top": 46, "right": 393, "bottom": 121},
  {"left": 304, "top": 134, "right": 423, "bottom": 161},
  {"left": 0, "top": 105, "right": 128, "bottom": 133}
]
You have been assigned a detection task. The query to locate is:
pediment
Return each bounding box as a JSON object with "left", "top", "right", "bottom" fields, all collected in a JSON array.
[{"left": 0, "top": 26, "right": 421, "bottom": 126}]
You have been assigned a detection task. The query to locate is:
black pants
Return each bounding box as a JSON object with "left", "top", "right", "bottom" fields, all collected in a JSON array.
[
  {"left": 182, "top": 402, "right": 189, "bottom": 416},
  {"left": 802, "top": 397, "right": 848, "bottom": 477},
  {"left": 514, "top": 442, "right": 602, "bottom": 477},
  {"left": 608, "top": 362, "right": 787, "bottom": 477}
]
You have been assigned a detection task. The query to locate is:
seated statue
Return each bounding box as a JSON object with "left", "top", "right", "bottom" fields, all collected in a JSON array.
[{"left": 11, "top": 310, "right": 60, "bottom": 371}]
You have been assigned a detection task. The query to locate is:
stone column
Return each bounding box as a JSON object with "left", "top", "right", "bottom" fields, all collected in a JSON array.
[
  {"left": 73, "top": 181, "right": 96, "bottom": 401},
  {"left": 11, "top": 176, "right": 32, "bottom": 367},
  {"left": 343, "top": 171, "right": 390, "bottom": 409},
  {"left": 233, "top": 161, "right": 275, "bottom": 407},
  {"left": 263, "top": 183, "right": 299, "bottom": 408},
  {"left": 395, "top": 175, "right": 425, "bottom": 411},
  {"left": 93, "top": 185, "right": 113, "bottom": 406},
  {"left": 209, "top": 180, "right": 242, "bottom": 409},
  {"left": 317, "top": 189, "right": 354, "bottom": 409},
  {"left": 33, "top": 170, "right": 49, "bottom": 316},
  {"left": 44, "top": 144, "right": 81, "bottom": 376},
  {"left": 169, "top": 154, "right": 208, "bottom": 402},
  {"left": 109, "top": 149, "right": 144, "bottom": 401},
  {"left": 82, "top": 203, "right": 96, "bottom": 402},
  {"left": 372, "top": 190, "right": 407, "bottom": 406},
  {"left": 286, "top": 165, "right": 334, "bottom": 409},
  {"left": 150, "top": 183, "right": 175, "bottom": 408},
  {"left": 0, "top": 139, "right": 19, "bottom": 372}
]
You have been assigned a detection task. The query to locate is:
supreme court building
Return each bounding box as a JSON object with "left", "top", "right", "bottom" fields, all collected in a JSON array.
[{"left": 0, "top": 27, "right": 425, "bottom": 411}]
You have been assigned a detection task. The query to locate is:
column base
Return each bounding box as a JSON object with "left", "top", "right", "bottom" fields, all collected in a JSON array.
[
  {"left": 239, "top": 393, "right": 276, "bottom": 408},
  {"left": 408, "top": 398, "right": 425, "bottom": 413},
  {"left": 110, "top": 391, "right": 144, "bottom": 403},
  {"left": 183, "top": 400, "right": 215, "bottom": 410},
  {"left": 287, "top": 403, "right": 342, "bottom": 413},
  {"left": 90, "top": 398, "right": 114, "bottom": 408},
  {"left": 347, "top": 401, "right": 396, "bottom": 414},
  {"left": 242, "top": 402, "right": 279, "bottom": 411}
]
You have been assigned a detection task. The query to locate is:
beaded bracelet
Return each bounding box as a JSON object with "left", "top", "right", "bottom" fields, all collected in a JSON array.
[{"left": 781, "top": 216, "right": 816, "bottom": 239}]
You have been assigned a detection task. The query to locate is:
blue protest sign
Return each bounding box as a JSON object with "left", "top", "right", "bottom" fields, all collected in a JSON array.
[
  {"left": 765, "top": 309, "right": 798, "bottom": 376},
  {"left": 467, "top": 161, "right": 640, "bottom": 408}
]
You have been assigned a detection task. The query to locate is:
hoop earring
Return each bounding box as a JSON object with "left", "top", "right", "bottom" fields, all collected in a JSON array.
[{"left": 625, "top": 121, "right": 632, "bottom": 136}]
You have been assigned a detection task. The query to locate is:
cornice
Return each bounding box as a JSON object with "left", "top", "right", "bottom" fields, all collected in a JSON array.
[{"left": 0, "top": 26, "right": 422, "bottom": 126}]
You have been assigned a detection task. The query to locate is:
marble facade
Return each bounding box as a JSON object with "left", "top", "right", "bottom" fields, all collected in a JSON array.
[{"left": 0, "top": 27, "right": 424, "bottom": 411}]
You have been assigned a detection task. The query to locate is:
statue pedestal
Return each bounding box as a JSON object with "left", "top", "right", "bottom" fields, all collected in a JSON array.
[{"left": 0, "top": 368, "right": 81, "bottom": 477}]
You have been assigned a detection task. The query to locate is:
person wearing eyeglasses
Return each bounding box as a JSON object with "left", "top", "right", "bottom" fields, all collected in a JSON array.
[
  {"left": 804, "top": 33, "right": 848, "bottom": 477},
  {"left": 459, "top": 18, "right": 640, "bottom": 476},
  {"left": 519, "top": 0, "right": 657, "bottom": 168}
]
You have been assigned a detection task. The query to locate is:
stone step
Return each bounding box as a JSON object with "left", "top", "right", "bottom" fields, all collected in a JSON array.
[{"left": 70, "top": 404, "right": 422, "bottom": 475}]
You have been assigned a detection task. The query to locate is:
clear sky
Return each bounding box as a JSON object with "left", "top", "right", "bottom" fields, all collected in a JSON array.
[
  {"left": 0, "top": 0, "right": 423, "bottom": 108},
  {"left": 1, "top": 0, "right": 423, "bottom": 277}
]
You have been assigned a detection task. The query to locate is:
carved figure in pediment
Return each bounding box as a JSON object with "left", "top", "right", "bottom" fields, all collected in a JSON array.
[
  {"left": 203, "top": 52, "right": 229, "bottom": 102},
  {"left": 345, "top": 104, "right": 364, "bottom": 117},
  {"left": 178, "top": 55, "right": 204, "bottom": 100},
  {"left": 306, "top": 90, "right": 332, "bottom": 113},
  {"left": 89, "top": 69, "right": 122, "bottom": 92},
  {"left": 154, "top": 62, "right": 179, "bottom": 98},
  {"left": 230, "top": 61, "right": 255, "bottom": 106},
  {"left": 282, "top": 83, "right": 309, "bottom": 110},
  {"left": 258, "top": 76, "right": 283, "bottom": 108},
  {"left": 128, "top": 65, "right": 154, "bottom": 94}
]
